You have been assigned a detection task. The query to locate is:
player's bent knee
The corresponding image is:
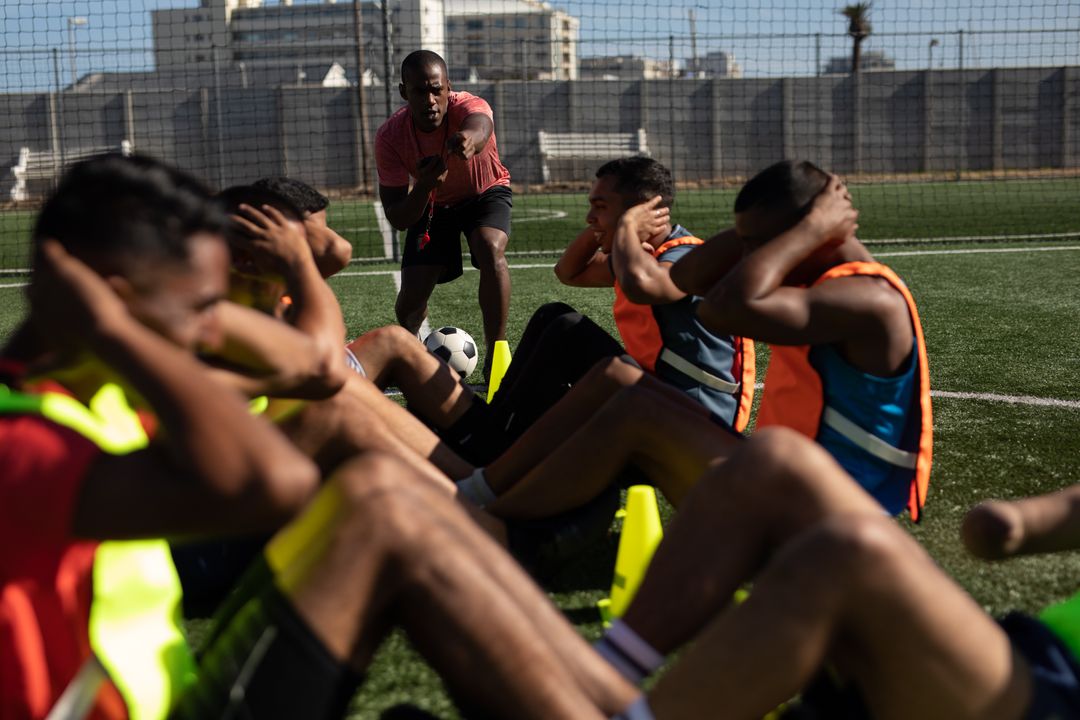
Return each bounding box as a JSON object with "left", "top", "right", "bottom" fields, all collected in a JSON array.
[{"left": 807, "top": 515, "right": 909, "bottom": 583}]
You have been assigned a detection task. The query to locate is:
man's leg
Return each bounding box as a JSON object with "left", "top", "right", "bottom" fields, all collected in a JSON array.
[
  {"left": 272, "top": 375, "right": 465, "bottom": 488},
  {"left": 483, "top": 384, "right": 740, "bottom": 519},
  {"left": 647, "top": 514, "right": 1032, "bottom": 720},
  {"left": 466, "top": 225, "right": 510, "bottom": 377},
  {"left": 620, "top": 428, "right": 884, "bottom": 654},
  {"left": 347, "top": 324, "right": 477, "bottom": 432},
  {"left": 241, "top": 453, "right": 638, "bottom": 718},
  {"left": 395, "top": 265, "right": 443, "bottom": 337}
]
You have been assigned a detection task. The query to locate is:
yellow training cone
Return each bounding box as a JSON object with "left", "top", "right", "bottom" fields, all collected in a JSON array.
[
  {"left": 598, "top": 485, "right": 663, "bottom": 626},
  {"left": 486, "top": 340, "right": 513, "bottom": 402}
]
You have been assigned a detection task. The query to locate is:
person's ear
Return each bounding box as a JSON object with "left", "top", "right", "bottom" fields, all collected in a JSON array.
[
  {"left": 105, "top": 274, "right": 138, "bottom": 308},
  {"left": 398, "top": 82, "right": 407, "bottom": 102}
]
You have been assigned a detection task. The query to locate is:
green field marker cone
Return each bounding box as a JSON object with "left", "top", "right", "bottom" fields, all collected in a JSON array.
[
  {"left": 486, "top": 340, "right": 512, "bottom": 402},
  {"left": 597, "top": 485, "right": 663, "bottom": 626}
]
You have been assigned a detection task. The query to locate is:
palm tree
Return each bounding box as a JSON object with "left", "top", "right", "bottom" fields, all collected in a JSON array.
[{"left": 840, "top": 3, "right": 873, "bottom": 74}]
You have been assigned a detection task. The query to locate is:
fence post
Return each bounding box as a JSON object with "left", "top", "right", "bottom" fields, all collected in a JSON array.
[
  {"left": 710, "top": 77, "right": 723, "bottom": 183},
  {"left": 852, "top": 72, "right": 863, "bottom": 176},
  {"left": 921, "top": 69, "right": 933, "bottom": 173},
  {"left": 991, "top": 68, "right": 1003, "bottom": 172},
  {"left": 781, "top": 77, "right": 795, "bottom": 159},
  {"left": 278, "top": 86, "right": 289, "bottom": 177},
  {"left": 124, "top": 90, "right": 136, "bottom": 150},
  {"left": 1063, "top": 66, "right": 1074, "bottom": 168}
]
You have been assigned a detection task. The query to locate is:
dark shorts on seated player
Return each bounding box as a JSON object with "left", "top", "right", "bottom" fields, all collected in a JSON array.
[
  {"left": 170, "top": 555, "right": 361, "bottom": 719},
  {"left": 1000, "top": 611, "right": 1080, "bottom": 720},
  {"left": 789, "top": 612, "right": 1080, "bottom": 720},
  {"left": 402, "top": 184, "right": 512, "bottom": 283}
]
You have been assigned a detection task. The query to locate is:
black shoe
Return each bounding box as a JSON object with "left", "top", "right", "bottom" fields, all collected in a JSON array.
[{"left": 505, "top": 483, "right": 621, "bottom": 582}]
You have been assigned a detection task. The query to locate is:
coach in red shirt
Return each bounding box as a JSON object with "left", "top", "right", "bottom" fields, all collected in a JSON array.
[{"left": 375, "top": 50, "right": 512, "bottom": 378}]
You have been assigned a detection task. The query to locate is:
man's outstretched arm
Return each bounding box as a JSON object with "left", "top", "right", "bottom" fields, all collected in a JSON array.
[{"left": 963, "top": 484, "right": 1080, "bottom": 560}]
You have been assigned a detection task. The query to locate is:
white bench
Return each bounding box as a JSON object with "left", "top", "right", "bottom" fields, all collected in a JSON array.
[
  {"left": 537, "top": 129, "right": 650, "bottom": 183},
  {"left": 10, "top": 140, "right": 134, "bottom": 201}
]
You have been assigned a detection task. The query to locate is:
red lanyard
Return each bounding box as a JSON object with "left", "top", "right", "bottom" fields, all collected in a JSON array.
[{"left": 411, "top": 118, "right": 450, "bottom": 251}]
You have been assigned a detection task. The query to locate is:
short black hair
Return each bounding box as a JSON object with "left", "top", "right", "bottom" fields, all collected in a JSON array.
[
  {"left": 595, "top": 156, "right": 675, "bottom": 209},
  {"left": 252, "top": 177, "right": 329, "bottom": 215},
  {"left": 400, "top": 50, "right": 448, "bottom": 84},
  {"left": 217, "top": 184, "right": 303, "bottom": 221},
  {"left": 34, "top": 154, "right": 226, "bottom": 270},
  {"left": 734, "top": 160, "right": 830, "bottom": 237}
]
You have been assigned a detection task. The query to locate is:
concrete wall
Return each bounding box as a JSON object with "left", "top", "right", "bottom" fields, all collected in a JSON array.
[{"left": 2, "top": 66, "right": 1077, "bottom": 195}]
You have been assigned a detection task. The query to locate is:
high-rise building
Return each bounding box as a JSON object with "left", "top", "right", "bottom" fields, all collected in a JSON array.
[
  {"left": 443, "top": 0, "right": 578, "bottom": 81},
  {"left": 700, "top": 50, "right": 743, "bottom": 79},
  {"left": 579, "top": 55, "right": 677, "bottom": 81},
  {"left": 152, "top": 0, "right": 444, "bottom": 86}
]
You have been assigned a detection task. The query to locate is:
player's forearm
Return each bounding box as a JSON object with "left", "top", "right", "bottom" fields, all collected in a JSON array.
[
  {"left": 1007, "top": 486, "right": 1080, "bottom": 556},
  {"left": 554, "top": 229, "right": 603, "bottom": 285},
  {"left": 611, "top": 226, "right": 682, "bottom": 304},
  {"left": 384, "top": 185, "right": 433, "bottom": 230},
  {"left": 280, "top": 257, "right": 349, "bottom": 395},
  {"left": 669, "top": 229, "right": 742, "bottom": 296},
  {"left": 93, "top": 311, "right": 318, "bottom": 501}
]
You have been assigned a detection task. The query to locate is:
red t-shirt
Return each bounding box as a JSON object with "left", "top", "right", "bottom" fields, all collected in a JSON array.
[
  {"left": 0, "top": 384, "right": 126, "bottom": 719},
  {"left": 375, "top": 91, "right": 511, "bottom": 207}
]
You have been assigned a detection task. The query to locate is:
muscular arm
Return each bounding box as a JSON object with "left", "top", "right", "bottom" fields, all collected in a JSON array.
[
  {"left": 668, "top": 228, "right": 743, "bottom": 297},
  {"left": 447, "top": 112, "right": 494, "bottom": 158},
  {"left": 554, "top": 228, "right": 615, "bottom": 287},
  {"left": 696, "top": 180, "right": 867, "bottom": 345},
  {"left": 203, "top": 301, "right": 346, "bottom": 399},
  {"left": 610, "top": 200, "right": 685, "bottom": 304},
  {"left": 25, "top": 240, "right": 321, "bottom": 541}
]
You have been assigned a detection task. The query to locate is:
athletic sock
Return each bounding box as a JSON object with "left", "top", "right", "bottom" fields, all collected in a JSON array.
[
  {"left": 612, "top": 697, "right": 657, "bottom": 720},
  {"left": 593, "top": 619, "right": 664, "bottom": 685},
  {"left": 455, "top": 467, "right": 496, "bottom": 507}
]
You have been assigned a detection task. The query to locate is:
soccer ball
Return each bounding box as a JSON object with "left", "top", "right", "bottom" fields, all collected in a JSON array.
[{"left": 423, "top": 326, "right": 479, "bottom": 378}]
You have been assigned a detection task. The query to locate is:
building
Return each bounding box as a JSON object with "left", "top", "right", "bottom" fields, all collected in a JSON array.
[
  {"left": 824, "top": 50, "right": 896, "bottom": 74},
  {"left": 579, "top": 55, "right": 676, "bottom": 81},
  {"left": 699, "top": 50, "right": 742, "bottom": 79},
  {"left": 152, "top": 0, "right": 444, "bottom": 87},
  {"left": 444, "top": 0, "right": 579, "bottom": 81}
]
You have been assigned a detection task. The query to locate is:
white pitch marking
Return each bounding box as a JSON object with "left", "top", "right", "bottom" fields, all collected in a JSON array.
[
  {"left": 864, "top": 231, "right": 1080, "bottom": 246},
  {"left": 930, "top": 390, "right": 1080, "bottom": 409},
  {"left": 876, "top": 245, "right": 1080, "bottom": 258},
  {"left": 390, "top": 270, "right": 431, "bottom": 339}
]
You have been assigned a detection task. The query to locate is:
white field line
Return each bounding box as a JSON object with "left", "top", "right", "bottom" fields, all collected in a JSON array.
[
  {"left": 750, "top": 383, "right": 1076, "bottom": 409},
  {"left": 372, "top": 201, "right": 395, "bottom": 260},
  {"left": 876, "top": 245, "right": 1080, "bottom": 258},
  {"left": 929, "top": 390, "right": 1080, "bottom": 409},
  {"left": 390, "top": 270, "right": 431, "bottom": 340},
  {"left": 4, "top": 245, "right": 1077, "bottom": 288},
  {"left": 863, "top": 231, "right": 1080, "bottom": 246}
]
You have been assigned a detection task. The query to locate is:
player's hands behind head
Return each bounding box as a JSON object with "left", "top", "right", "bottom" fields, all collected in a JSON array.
[
  {"left": 416, "top": 155, "right": 449, "bottom": 192},
  {"left": 619, "top": 195, "right": 671, "bottom": 245},
  {"left": 30, "top": 239, "right": 132, "bottom": 349},
  {"left": 229, "top": 203, "right": 310, "bottom": 276},
  {"left": 806, "top": 174, "right": 858, "bottom": 247}
]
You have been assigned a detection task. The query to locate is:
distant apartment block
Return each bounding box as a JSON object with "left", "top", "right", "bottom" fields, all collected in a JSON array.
[
  {"left": 699, "top": 50, "right": 743, "bottom": 79},
  {"left": 824, "top": 50, "right": 896, "bottom": 75},
  {"left": 579, "top": 55, "right": 677, "bottom": 81},
  {"left": 444, "top": 0, "right": 579, "bottom": 80},
  {"left": 152, "top": 0, "right": 444, "bottom": 86}
]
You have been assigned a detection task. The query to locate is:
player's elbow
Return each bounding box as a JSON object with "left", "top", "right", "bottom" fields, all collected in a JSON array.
[
  {"left": 254, "top": 454, "right": 321, "bottom": 522},
  {"left": 553, "top": 261, "right": 578, "bottom": 286},
  {"left": 315, "top": 238, "right": 353, "bottom": 278}
]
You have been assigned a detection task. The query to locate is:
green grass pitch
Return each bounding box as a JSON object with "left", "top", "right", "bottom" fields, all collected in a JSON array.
[{"left": 0, "top": 187, "right": 1078, "bottom": 717}]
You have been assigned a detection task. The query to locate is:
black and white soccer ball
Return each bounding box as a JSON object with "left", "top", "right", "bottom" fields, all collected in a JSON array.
[{"left": 423, "top": 326, "right": 479, "bottom": 378}]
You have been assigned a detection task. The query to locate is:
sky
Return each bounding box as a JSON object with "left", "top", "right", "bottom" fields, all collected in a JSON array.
[{"left": 1, "top": 0, "right": 1077, "bottom": 92}]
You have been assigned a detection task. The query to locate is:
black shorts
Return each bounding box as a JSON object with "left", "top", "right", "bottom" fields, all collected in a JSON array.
[
  {"left": 1000, "top": 612, "right": 1080, "bottom": 720},
  {"left": 402, "top": 184, "right": 512, "bottom": 283},
  {"left": 170, "top": 556, "right": 361, "bottom": 719}
]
